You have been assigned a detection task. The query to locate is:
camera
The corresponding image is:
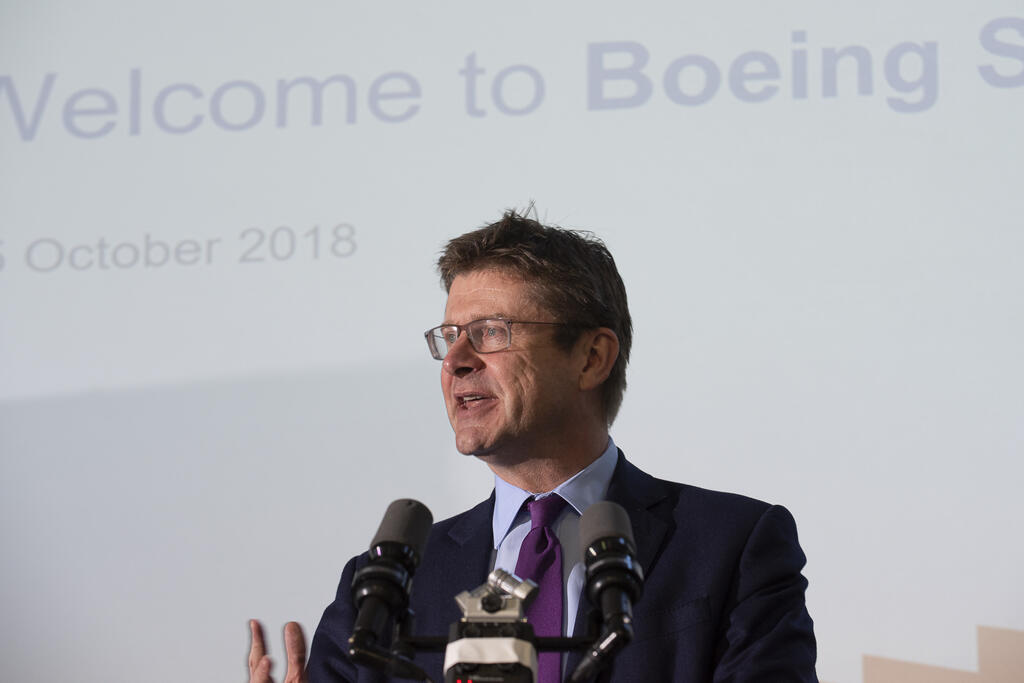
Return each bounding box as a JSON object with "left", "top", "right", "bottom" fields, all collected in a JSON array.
[{"left": 443, "top": 569, "right": 539, "bottom": 683}]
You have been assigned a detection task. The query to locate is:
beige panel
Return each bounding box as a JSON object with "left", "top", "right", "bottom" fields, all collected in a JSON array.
[
  {"left": 863, "top": 656, "right": 977, "bottom": 683},
  {"left": 977, "top": 626, "right": 1024, "bottom": 682},
  {"left": 862, "top": 626, "right": 1024, "bottom": 683}
]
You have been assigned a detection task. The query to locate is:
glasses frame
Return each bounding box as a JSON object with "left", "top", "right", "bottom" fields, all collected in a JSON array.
[{"left": 423, "top": 318, "right": 573, "bottom": 360}]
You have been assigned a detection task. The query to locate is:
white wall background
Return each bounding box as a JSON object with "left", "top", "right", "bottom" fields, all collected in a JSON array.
[{"left": 2, "top": 2, "right": 1022, "bottom": 681}]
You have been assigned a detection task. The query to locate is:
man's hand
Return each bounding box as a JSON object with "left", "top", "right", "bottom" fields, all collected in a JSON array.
[{"left": 248, "top": 620, "right": 308, "bottom": 683}]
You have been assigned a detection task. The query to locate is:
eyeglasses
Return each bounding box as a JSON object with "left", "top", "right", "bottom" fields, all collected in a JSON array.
[{"left": 424, "top": 318, "right": 570, "bottom": 360}]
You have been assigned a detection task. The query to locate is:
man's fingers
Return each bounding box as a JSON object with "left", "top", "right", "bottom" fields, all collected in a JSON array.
[
  {"left": 247, "top": 619, "right": 306, "bottom": 683},
  {"left": 283, "top": 622, "right": 308, "bottom": 683},
  {"left": 248, "top": 620, "right": 268, "bottom": 675},
  {"left": 251, "top": 655, "right": 273, "bottom": 683}
]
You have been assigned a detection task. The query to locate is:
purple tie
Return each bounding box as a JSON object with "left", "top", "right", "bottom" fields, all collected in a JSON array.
[{"left": 514, "top": 494, "right": 568, "bottom": 683}]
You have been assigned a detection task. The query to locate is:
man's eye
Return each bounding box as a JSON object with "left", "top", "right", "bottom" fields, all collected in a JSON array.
[
  {"left": 485, "top": 327, "right": 498, "bottom": 337},
  {"left": 445, "top": 333, "right": 457, "bottom": 344}
]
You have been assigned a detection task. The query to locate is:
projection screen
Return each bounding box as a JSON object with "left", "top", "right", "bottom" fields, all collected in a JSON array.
[{"left": 2, "top": 2, "right": 1022, "bottom": 681}]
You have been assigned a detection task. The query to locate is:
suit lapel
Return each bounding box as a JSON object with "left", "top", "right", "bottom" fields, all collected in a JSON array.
[
  {"left": 447, "top": 493, "right": 496, "bottom": 552},
  {"left": 566, "top": 451, "right": 672, "bottom": 678},
  {"left": 414, "top": 495, "right": 495, "bottom": 636},
  {"left": 443, "top": 493, "right": 495, "bottom": 597},
  {"left": 603, "top": 453, "right": 671, "bottom": 576}
]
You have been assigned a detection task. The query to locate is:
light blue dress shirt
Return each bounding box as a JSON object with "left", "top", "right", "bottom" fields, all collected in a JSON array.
[{"left": 491, "top": 437, "right": 619, "bottom": 636}]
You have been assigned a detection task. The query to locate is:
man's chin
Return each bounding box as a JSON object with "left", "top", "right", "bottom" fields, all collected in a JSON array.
[
  {"left": 463, "top": 442, "right": 532, "bottom": 470},
  {"left": 454, "top": 429, "right": 529, "bottom": 464},
  {"left": 453, "top": 432, "right": 494, "bottom": 457},
  {"left": 456, "top": 440, "right": 497, "bottom": 457},
  {"left": 453, "top": 423, "right": 503, "bottom": 456}
]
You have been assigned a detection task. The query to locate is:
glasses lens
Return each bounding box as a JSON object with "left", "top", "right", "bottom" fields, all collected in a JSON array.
[
  {"left": 426, "top": 320, "right": 511, "bottom": 359},
  {"left": 426, "top": 326, "right": 458, "bottom": 360},
  {"left": 468, "top": 320, "right": 510, "bottom": 353}
]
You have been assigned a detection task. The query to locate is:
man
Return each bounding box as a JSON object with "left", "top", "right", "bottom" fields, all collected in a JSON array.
[{"left": 249, "top": 211, "right": 817, "bottom": 682}]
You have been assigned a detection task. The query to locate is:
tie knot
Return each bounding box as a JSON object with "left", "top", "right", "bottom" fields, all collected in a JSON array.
[{"left": 527, "top": 494, "right": 567, "bottom": 530}]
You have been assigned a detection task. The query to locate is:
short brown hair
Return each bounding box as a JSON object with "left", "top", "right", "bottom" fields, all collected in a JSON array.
[{"left": 437, "top": 210, "right": 632, "bottom": 424}]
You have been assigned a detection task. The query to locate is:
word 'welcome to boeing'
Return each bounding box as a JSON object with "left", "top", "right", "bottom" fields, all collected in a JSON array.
[{"left": 2, "top": 19, "right": 1023, "bottom": 142}]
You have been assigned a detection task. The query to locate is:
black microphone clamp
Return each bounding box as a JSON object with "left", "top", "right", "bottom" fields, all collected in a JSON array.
[
  {"left": 584, "top": 536, "right": 644, "bottom": 612},
  {"left": 350, "top": 541, "right": 418, "bottom": 645}
]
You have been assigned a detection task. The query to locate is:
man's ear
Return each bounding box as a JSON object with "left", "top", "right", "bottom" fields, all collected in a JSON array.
[{"left": 577, "top": 327, "right": 620, "bottom": 391}]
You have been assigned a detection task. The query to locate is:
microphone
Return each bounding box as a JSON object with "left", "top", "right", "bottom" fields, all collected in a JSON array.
[
  {"left": 569, "top": 501, "right": 644, "bottom": 683},
  {"left": 348, "top": 499, "right": 433, "bottom": 677}
]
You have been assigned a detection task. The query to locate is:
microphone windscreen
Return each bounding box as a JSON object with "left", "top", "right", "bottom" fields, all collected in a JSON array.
[
  {"left": 580, "top": 501, "right": 636, "bottom": 552},
  {"left": 370, "top": 499, "right": 434, "bottom": 555}
]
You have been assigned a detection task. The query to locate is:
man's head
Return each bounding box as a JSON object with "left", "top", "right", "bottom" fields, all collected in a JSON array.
[{"left": 435, "top": 210, "right": 632, "bottom": 428}]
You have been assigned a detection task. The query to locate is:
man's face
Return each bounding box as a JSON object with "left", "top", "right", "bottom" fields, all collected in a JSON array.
[{"left": 440, "top": 269, "right": 580, "bottom": 460}]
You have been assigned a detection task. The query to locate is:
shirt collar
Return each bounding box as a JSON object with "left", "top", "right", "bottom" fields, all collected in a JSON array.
[{"left": 491, "top": 437, "right": 619, "bottom": 549}]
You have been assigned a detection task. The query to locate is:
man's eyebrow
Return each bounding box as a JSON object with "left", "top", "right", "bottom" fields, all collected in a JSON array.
[{"left": 442, "top": 313, "right": 510, "bottom": 325}]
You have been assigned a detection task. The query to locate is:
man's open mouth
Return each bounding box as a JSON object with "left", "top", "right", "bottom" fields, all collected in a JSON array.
[{"left": 457, "top": 394, "right": 493, "bottom": 407}]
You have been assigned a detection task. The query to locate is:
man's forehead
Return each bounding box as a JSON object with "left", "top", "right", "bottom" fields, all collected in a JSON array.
[{"left": 443, "top": 270, "right": 546, "bottom": 321}]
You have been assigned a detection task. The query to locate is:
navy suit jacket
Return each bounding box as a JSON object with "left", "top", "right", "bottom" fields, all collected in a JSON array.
[{"left": 308, "top": 452, "right": 817, "bottom": 682}]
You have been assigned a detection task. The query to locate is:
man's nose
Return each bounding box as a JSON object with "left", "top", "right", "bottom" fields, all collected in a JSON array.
[{"left": 442, "top": 331, "right": 484, "bottom": 377}]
